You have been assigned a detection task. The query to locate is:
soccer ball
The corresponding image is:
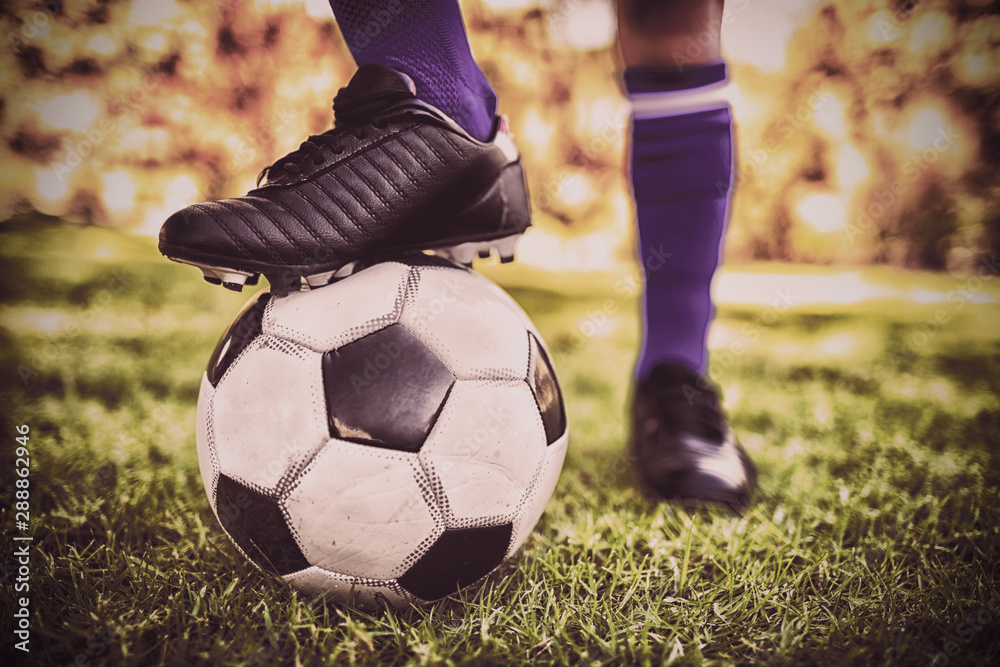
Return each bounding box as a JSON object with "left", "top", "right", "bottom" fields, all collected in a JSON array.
[{"left": 195, "top": 255, "right": 568, "bottom": 609}]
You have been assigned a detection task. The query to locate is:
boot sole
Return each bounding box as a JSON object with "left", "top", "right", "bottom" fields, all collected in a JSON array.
[{"left": 162, "top": 162, "right": 531, "bottom": 297}]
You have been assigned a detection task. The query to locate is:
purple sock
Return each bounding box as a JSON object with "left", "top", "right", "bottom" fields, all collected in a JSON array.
[
  {"left": 328, "top": 0, "right": 496, "bottom": 141},
  {"left": 626, "top": 61, "right": 733, "bottom": 378}
]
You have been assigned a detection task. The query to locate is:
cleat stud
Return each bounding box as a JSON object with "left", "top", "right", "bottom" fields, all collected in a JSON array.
[
  {"left": 199, "top": 267, "right": 223, "bottom": 284},
  {"left": 305, "top": 270, "right": 335, "bottom": 288},
  {"left": 219, "top": 272, "right": 250, "bottom": 287},
  {"left": 188, "top": 261, "right": 256, "bottom": 290},
  {"left": 496, "top": 234, "right": 519, "bottom": 264},
  {"left": 333, "top": 262, "right": 358, "bottom": 279},
  {"left": 450, "top": 244, "right": 476, "bottom": 265}
]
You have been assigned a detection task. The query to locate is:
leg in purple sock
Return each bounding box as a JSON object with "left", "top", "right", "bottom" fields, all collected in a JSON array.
[
  {"left": 328, "top": 0, "right": 496, "bottom": 141},
  {"left": 619, "top": 0, "right": 732, "bottom": 378},
  {"left": 631, "top": 98, "right": 732, "bottom": 377},
  {"left": 622, "top": 1, "right": 756, "bottom": 510}
]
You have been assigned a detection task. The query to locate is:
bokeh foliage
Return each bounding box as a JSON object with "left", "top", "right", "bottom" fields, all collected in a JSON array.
[{"left": 0, "top": 0, "right": 998, "bottom": 271}]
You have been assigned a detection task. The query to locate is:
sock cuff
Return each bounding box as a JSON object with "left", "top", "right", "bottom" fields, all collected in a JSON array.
[
  {"left": 626, "top": 61, "right": 730, "bottom": 120},
  {"left": 623, "top": 61, "right": 726, "bottom": 94}
]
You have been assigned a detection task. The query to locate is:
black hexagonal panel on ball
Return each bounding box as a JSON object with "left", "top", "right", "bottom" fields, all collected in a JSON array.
[
  {"left": 322, "top": 323, "right": 454, "bottom": 452},
  {"left": 527, "top": 332, "right": 567, "bottom": 445},
  {"left": 215, "top": 473, "right": 309, "bottom": 576},
  {"left": 207, "top": 291, "right": 270, "bottom": 387},
  {"left": 397, "top": 523, "right": 513, "bottom": 602}
]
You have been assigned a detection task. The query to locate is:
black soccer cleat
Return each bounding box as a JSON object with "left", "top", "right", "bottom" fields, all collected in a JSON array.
[
  {"left": 630, "top": 362, "right": 757, "bottom": 512},
  {"left": 158, "top": 64, "right": 531, "bottom": 296}
]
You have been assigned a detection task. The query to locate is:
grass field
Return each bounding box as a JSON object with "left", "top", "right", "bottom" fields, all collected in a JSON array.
[{"left": 2, "top": 216, "right": 999, "bottom": 666}]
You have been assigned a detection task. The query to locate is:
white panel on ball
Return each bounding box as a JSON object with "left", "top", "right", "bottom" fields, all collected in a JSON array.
[
  {"left": 479, "top": 277, "right": 543, "bottom": 342},
  {"left": 262, "top": 261, "right": 410, "bottom": 352},
  {"left": 508, "top": 432, "right": 568, "bottom": 555},
  {"left": 283, "top": 440, "right": 443, "bottom": 580},
  {"left": 399, "top": 266, "right": 530, "bottom": 381},
  {"left": 195, "top": 373, "right": 219, "bottom": 505},
  {"left": 420, "top": 380, "right": 547, "bottom": 524},
  {"left": 211, "top": 336, "right": 328, "bottom": 492},
  {"left": 282, "top": 566, "right": 414, "bottom": 611}
]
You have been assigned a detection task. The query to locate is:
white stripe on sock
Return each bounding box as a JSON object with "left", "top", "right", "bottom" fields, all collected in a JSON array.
[{"left": 629, "top": 80, "right": 732, "bottom": 119}]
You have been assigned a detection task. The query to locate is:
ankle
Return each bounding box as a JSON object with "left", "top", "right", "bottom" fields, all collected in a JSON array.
[{"left": 617, "top": 0, "right": 724, "bottom": 69}]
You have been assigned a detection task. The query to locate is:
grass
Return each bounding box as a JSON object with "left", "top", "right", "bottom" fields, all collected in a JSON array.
[{"left": 1, "top": 215, "right": 999, "bottom": 666}]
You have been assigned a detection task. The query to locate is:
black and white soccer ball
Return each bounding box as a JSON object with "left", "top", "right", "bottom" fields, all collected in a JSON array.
[{"left": 195, "top": 255, "right": 568, "bottom": 609}]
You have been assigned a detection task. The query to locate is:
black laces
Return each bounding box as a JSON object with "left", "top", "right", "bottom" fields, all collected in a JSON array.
[{"left": 257, "top": 86, "right": 415, "bottom": 185}]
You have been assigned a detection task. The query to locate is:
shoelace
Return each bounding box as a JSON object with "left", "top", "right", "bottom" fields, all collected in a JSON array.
[{"left": 257, "top": 86, "right": 416, "bottom": 185}]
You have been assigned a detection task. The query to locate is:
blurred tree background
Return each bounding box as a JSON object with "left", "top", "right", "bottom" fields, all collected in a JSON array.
[{"left": 0, "top": 0, "right": 997, "bottom": 275}]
